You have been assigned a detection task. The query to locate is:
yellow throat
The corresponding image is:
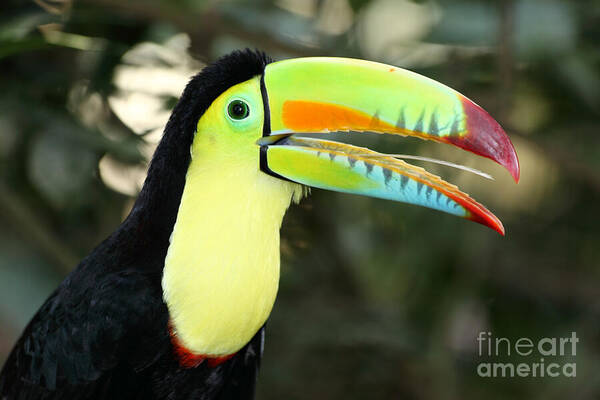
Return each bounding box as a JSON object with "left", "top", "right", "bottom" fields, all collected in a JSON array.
[{"left": 161, "top": 77, "right": 302, "bottom": 357}]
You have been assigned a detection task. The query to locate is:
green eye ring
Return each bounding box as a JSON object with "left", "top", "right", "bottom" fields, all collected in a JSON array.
[{"left": 227, "top": 99, "right": 250, "bottom": 120}]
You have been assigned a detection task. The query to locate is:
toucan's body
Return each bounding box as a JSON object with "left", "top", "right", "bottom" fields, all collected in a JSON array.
[{"left": 0, "top": 50, "right": 519, "bottom": 399}]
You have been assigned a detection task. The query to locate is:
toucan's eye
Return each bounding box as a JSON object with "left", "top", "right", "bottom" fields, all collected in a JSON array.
[{"left": 227, "top": 99, "right": 250, "bottom": 120}]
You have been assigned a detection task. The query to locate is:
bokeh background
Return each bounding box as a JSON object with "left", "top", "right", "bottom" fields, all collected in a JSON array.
[{"left": 1, "top": 0, "right": 599, "bottom": 398}]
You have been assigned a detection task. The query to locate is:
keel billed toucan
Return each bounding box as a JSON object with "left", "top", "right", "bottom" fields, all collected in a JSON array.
[{"left": 0, "top": 50, "right": 518, "bottom": 399}]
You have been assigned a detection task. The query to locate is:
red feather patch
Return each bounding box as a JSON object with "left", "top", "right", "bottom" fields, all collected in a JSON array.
[{"left": 169, "top": 324, "right": 236, "bottom": 368}]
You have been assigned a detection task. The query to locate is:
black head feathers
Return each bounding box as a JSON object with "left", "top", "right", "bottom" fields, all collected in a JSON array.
[{"left": 167, "top": 49, "right": 272, "bottom": 149}]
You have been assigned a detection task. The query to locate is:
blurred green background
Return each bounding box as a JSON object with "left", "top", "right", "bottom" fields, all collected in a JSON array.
[{"left": 1, "top": 0, "right": 599, "bottom": 398}]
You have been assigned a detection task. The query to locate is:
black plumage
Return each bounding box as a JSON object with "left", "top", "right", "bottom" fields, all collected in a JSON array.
[{"left": 0, "top": 49, "right": 272, "bottom": 400}]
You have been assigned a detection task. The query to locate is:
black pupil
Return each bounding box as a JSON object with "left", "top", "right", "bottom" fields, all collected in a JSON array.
[{"left": 229, "top": 100, "right": 249, "bottom": 119}]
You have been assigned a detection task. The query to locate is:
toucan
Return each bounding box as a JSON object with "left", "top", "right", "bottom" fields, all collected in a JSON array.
[{"left": 0, "top": 49, "right": 518, "bottom": 399}]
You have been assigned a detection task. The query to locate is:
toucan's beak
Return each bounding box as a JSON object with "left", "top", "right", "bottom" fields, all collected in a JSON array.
[{"left": 259, "top": 57, "right": 520, "bottom": 235}]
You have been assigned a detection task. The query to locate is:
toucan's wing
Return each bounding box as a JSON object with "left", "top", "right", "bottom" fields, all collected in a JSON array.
[
  {"left": 0, "top": 269, "right": 166, "bottom": 399},
  {"left": 0, "top": 265, "right": 265, "bottom": 400}
]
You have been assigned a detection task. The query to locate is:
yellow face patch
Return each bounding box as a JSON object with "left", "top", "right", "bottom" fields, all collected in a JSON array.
[
  {"left": 192, "top": 77, "right": 265, "bottom": 161},
  {"left": 161, "top": 77, "right": 302, "bottom": 358}
]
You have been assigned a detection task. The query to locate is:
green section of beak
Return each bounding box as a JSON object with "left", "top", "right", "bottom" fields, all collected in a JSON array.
[{"left": 265, "top": 57, "right": 463, "bottom": 137}]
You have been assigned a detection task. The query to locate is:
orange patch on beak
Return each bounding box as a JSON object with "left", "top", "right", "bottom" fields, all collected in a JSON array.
[{"left": 282, "top": 100, "right": 404, "bottom": 134}]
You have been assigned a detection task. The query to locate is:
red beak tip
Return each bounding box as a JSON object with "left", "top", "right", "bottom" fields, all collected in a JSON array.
[{"left": 458, "top": 96, "right": 520, "bottom": 184}]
